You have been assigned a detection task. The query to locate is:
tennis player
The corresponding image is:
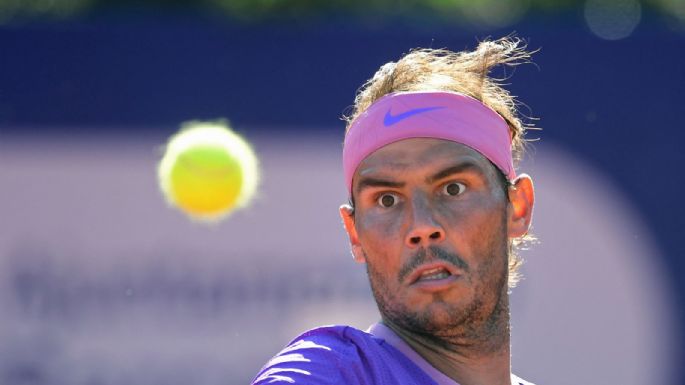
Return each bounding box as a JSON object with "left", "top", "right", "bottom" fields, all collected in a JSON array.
[{"left": 252, "top": 37, "right": 537, "bottom": 385}]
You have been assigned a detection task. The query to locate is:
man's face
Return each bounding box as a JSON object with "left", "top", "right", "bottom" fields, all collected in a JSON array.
[{"left": 343, "top": 138, "right": 513, "bottom": 338}]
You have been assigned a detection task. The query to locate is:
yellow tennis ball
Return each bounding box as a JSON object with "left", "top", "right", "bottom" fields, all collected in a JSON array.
[{"left": 157, "top": 121, "right": 259, "bottom": 222}]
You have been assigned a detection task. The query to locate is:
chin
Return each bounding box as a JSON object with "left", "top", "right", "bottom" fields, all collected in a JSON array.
[{"left": 389, "top": 300, "right": 473, "bottom": 335}]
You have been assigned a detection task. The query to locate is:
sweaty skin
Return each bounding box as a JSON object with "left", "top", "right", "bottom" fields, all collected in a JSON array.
[{"left": 340, "top": 138, "right": 534, "bottom": 385}]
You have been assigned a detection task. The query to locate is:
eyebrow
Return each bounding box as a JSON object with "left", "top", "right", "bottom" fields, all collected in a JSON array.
[
  {"left": 355, "top": 161, "right": 484, "bottom": 196},
  {"left": 426, "top": 162, "right": 484, "bottom": 184},
  {"left": 355, "top": 178, "right": 405, "bottom": 196}
]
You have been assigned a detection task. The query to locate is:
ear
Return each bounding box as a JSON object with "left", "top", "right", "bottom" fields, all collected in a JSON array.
[
  {"left": 507, "top": 174, "right": 535, "bottom": 238},
  {"left": 339, "top": 204, "right": 366, "bottom": 263}
]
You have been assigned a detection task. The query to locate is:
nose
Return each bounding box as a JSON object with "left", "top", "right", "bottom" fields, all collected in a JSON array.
[{"left": 405, "top": 194, "right": 445, "bottom": 248}]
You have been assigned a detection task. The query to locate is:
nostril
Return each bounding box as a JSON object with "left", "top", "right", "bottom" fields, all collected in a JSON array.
[
  {"left": 410, "top": 236, "right": 421, "bottom": 244},
  {"left": 429, "top": 231, "right": 441, "bottom": 240}
]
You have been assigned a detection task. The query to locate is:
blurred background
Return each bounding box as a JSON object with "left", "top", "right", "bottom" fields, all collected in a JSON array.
[{"left": 1, "top": 0, "right": 684, "bottom": 384}]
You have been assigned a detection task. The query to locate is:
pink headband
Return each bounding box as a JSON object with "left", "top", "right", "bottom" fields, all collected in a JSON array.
[{"left": 343, "top": 91, "right": 515, "bottom": 194}]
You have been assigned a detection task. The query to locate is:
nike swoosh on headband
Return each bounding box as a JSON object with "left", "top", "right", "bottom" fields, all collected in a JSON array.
[
  {"left": 344, "top": 91, "right": 515, "bottom": 194},
  {"left": 383, "top": 106, "right": 446, "bottom": 126}
]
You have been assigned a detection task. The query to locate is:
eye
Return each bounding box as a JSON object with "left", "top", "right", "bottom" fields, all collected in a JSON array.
[
  {"left": 443, "top": 182, "right": 466, "bottom": 196},
  {"left": 377, "top": 193, "right": 399, "bottom": 208}
]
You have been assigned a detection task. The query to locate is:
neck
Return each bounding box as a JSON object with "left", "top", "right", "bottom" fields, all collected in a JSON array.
[{"left": 383, "top": 296, "right": 512, "bottom": 385}]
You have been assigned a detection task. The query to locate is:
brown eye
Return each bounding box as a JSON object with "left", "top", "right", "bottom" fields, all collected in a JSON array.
[
  {"left": 444, "top": 182, "right": 466, "bottom": 196},
  {"left": 378, "top": 193, "right": 398, "bottom": 208}
]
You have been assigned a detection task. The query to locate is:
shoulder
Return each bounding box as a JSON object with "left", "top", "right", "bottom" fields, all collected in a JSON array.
[
  {"left": 512, "top": 373, "right": 537, "bottom": 385},
  {"left": 251, "top": 325, "right": 381, "bottom": 385}
]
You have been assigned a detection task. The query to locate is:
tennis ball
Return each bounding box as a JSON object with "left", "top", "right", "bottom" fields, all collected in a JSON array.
[{"left": 157, "top": 120, "right": 259, "bottom": 222}]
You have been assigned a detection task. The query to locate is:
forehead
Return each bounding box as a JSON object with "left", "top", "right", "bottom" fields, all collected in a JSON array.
[{"left": 355, "top": 138, "right": 493, "bottom": 180}]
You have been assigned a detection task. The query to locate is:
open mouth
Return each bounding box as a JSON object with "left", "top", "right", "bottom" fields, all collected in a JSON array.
[
  {"left": 417, "top": 267, "right": 452, "bottom": 282},
  {"left": 407, "top": 262, "right": 462, "bottom": 288}
]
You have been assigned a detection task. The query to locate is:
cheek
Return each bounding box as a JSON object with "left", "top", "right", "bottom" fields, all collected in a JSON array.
[
  {"left": 355, "top": 211, "right": 404, "bottom": 249},
  {"left": 440, "top": 195, "right": 508, "bottom": 256},
  {"left": 439, "top": 195, "right": 491, "bottom": 225},
  {"left": 355, "top": 212, "right": 405, "bottom": 279}
]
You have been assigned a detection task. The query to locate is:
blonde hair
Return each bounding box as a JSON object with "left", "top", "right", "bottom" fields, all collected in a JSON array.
[
  {"left": 345, "top": 36, "right": 536, "bottom": 166},
  {"left": 344, "top": 37, "right": 537, "bottom": 288}
]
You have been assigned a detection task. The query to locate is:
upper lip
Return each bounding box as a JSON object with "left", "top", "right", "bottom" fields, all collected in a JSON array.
[{"left": 406, "top": 262, "right": 461, "bottom": 285}]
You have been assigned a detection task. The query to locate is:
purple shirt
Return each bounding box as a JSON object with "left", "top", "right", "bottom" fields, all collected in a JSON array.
[{"left": 252, "top": 324, "right": 534, "bottom": 385}]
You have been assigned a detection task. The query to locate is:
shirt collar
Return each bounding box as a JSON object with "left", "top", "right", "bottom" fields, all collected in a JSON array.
[{"left": 367, "top": 322, "right": 526, "bottom": 385}]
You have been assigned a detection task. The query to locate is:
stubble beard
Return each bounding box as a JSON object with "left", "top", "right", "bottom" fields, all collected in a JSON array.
[{"left": 365, "top": 225, "right": 510, "bottom": 356}]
